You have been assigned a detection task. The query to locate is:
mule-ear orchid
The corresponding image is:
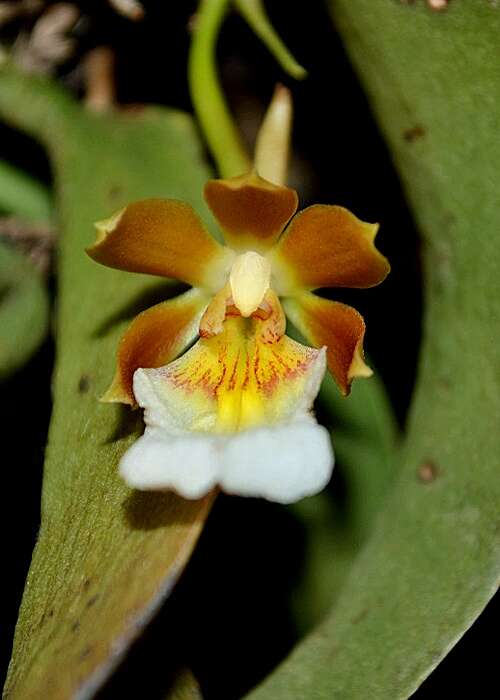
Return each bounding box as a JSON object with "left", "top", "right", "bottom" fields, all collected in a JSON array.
[{"left": 86, "top": 93, "right": 389, "bottom": 504}]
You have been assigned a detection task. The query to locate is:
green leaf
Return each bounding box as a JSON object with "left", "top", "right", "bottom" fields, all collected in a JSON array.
[
  {"left": 318, "top": 369, "right": 398, "bottom": 537},
  {"left": 246, "top": 2, "right": 500, "bottom": 698},
  {"left": 0, "top": 157, "right": 52, "bottom": 379},
  {"left": 0, "top": 158, "right": 52, "bottom": 223},
  {"left": 164, "top": 668, "right": 203, "bottom": 700},
  {"left": 287, "top": 316, "right": 398, "bottom": 632},
  {"left": 0, "top": 238, "right": 49, "bottom": 378},
  {"left": 234, "top": 0, "right": 307, "bottom": 80},
  {"left": 291, "top": 370, "right": 398, "bottom": 631},
  {"left": 0, "top": 66, "right": 216, "bottom": 699}
]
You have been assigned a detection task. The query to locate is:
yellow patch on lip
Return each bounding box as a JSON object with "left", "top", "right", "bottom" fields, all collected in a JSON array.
[{"left": 139, "top": 317, "right": 325, "bottom": 434}]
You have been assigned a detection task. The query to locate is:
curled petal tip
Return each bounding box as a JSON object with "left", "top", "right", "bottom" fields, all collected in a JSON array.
[
  {"left": 91, "top": 208, "right": 125, "bottom": 247},
  {"left": 342, "top": 345, "right": 373, "bottom": 396},
  {"left": 100, "top": 373, "right": 136, "bottom": 406},
  {"left": 348, "top": 350, "right": 373, "bottom": 381},
  {"left": 367, "top": 220, "right": 380, "bottom": 239}
]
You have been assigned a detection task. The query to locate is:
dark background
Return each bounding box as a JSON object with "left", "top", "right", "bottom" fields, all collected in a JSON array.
[{"left": 1, "top": 1, "right": 496, "bottom": 698}]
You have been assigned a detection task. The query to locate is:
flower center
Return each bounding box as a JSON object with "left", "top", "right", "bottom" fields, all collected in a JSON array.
[{"left": 229, "top": 251, "right": 271, "bottom": 317}]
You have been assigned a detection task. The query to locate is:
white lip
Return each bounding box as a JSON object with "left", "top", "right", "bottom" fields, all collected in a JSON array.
[{"left": 120, "top": 420, "right": 334, "bottom": 504}]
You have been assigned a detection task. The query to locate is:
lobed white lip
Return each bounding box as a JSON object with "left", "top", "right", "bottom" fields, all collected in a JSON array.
[
  {"left": 119, "top": 342, "right": 333, "bottom": 504},
  {"left": 119, "top": 420, "right": 334, "bottom": 504}
]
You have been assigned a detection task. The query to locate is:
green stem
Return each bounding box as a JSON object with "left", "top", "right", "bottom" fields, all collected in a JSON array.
[
  {"left": 188, "top": 0, "right": 251, "bottom": 178},
  {"left": 234, "top": 0, "right": 307, "bottom": 80}
]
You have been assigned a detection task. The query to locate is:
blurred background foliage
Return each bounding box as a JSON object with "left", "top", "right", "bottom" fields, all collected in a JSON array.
[{"left": 0, "top": 1, "right": 497, "bottom": 699}]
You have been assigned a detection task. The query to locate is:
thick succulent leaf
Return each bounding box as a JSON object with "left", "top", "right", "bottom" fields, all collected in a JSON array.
[
  {"left": 246, "top": 3, "right": 500, "bottom": 698},
  {"left": 291, "top": 370, "right": 398, "bottom": 631},
  {"left": 0, "top": 238, "right": 49, "bottom": 378},
  {"left": 0, "top": 159, "right": 52, "bottom": 222},
  {"left": 0, "top": 66, "right": 215, "bottom": 699},
  {"left": 0, "top": 159, "right": 51, "bottom": 377},
  {"left": 164, "top": 668, "right": 203, "bottom": 700}
]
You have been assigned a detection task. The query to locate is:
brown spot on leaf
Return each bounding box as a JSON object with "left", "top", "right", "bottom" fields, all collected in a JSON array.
[
  {"left": 108, "top": 184, "right": 123, "bottom": 203},
  {"left": 418, "top": 460, "right": 440, "bottom": 483},
  {"left": 86, "top": 594, "right": 99, "bottom": 608},
  {"left": 438, "top": 376, "right": 452, "bottom": 392},
  {"left": 351, "top": 608, "right": 369, "bottom": 624},
  {"left": 79, "top": 646, "right": 92, "bottom": 661},
  {"left": 78, "top": 375, "right": 91, "bottom": 393},
  {"left": 71, "top": 621, "right": 80, "bottom": 632},
  {"left": 404, "top": 125, "right": 426, "bottom": 142}
]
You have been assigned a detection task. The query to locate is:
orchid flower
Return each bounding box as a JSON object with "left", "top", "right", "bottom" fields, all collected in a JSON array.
[{"left": 87, "top": 98, "right": 389, "bottom": 504}]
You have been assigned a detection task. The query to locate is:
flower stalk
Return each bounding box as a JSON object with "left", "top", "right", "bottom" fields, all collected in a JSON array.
[{"left": 188, "top": 0, "right": 251, "bottom": 177}]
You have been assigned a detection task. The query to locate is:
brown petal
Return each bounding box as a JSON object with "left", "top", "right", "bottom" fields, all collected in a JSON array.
[
  {"left": 283, "top": 292, "right": 372, "bottom": 396},
  {"left": 103, "top": 288, "right": 209, "bottom": 405},
  {"left": 204, "top": 171, "right": 298, "bottom": 252},
  {"left": 271, "top": 204, "right": 390, "bottom": 293},
  {"left": 87, "top": 199, "right": 232, "bottom": 290}
]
